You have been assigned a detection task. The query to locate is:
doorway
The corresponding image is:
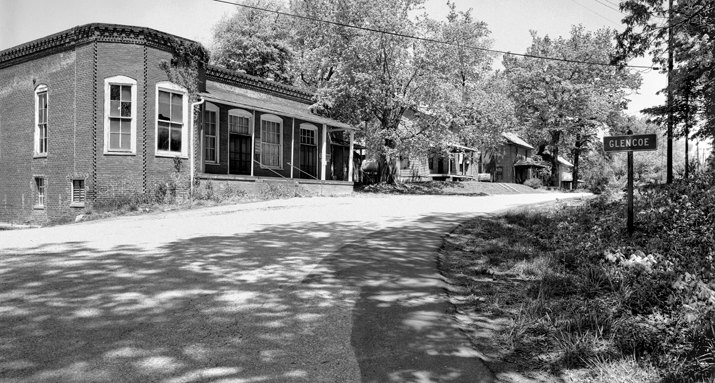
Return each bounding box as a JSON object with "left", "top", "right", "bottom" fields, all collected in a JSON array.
[{"left": 229, "top": 134, "right": 251, "bottom": 175}]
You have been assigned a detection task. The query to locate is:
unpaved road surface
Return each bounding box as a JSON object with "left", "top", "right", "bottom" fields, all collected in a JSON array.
[{"left": 0, "top": 193, "right": 587, "bottom": 383}]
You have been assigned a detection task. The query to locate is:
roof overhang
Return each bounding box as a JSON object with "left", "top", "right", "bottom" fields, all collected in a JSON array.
[
  {"left": 201, "top": 82, "right": 358, "bottom": 131},
  {"left": 448, "top": 143, "right": 479, "bottom": 152}
]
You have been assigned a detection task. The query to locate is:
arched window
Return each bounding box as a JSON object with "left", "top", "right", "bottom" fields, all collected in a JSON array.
[
  {"left": 228, "top": 109, "right": 252, "bottom": 135},
  {"left": 260, "top": 114, "right": 282, "bottom": 168},
  {"left": 204, "top": 102, "right": 219, "bottom": 164},
  {"left": 34, "top": 84, "right": 48, "bottom": 157}
]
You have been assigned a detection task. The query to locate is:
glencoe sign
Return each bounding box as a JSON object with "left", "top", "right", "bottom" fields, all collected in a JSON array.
[
  {"left": 604, "top": 134, "right": 657, "bottom": 152},
  {"left": 603, "top": 132, "right": 658, "bottom": 235}
]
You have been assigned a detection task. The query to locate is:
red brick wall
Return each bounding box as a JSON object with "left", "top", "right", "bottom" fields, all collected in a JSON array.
[
  {"left": 93, "top": 43, "right": 191, "bottom": 202},
  {"left": 0, "top": 45, "right": 95, "bottom": 223},
  {"left": 0, "top": 40, "right": 200, "bottom": 223}
]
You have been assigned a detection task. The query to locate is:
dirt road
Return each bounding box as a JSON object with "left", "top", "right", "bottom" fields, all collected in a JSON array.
[{"left": 0, "top": 193, "right": 587, "bottom": 382}]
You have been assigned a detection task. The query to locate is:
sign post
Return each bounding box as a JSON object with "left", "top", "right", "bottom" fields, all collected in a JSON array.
[{"left": 603, "top": 132, "right": 657, "bottom": 235}]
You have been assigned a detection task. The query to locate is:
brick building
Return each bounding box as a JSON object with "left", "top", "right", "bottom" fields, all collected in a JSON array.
[{"left": 0, "top": 23, "right": 356, "bottom": 223}]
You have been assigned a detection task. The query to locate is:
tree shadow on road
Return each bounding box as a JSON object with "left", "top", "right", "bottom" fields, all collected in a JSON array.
[{"left": 1, "top": 213, "right": 494, "bottom": 383}]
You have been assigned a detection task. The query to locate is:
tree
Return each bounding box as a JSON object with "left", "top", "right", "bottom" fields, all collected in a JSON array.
[
  {"left": 615, "top": 0, "right": 715, "bottom": 143},
  {"left": 211, "top": 0, "right": 295, "bottom": 85},
  {"left": 504, "top": 25, "right": 641, "bottom": 186},
  {"left": 289, "top": 0, "right": 495, "bottom": 182}
]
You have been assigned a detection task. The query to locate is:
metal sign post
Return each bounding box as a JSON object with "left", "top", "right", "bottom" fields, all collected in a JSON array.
[{"left": 604, "top": 131, "right": 657, "bottom": 235}]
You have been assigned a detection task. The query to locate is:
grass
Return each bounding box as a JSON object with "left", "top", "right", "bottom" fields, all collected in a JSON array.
[
  {"left": 439, "top": 198, "right": 670, "bottom": 382},
  {"left": 356, "top": 180, "right": 550, "bottom": 195}
]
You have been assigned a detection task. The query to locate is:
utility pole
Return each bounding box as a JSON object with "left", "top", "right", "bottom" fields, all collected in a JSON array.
[{"left": 667, "top": 0, "right": 674, "bottom": 183}]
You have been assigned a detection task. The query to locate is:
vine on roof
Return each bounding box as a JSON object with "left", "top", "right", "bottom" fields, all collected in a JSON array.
[{"left": 158, "top": 36, "right": 210, "bottom": 101}]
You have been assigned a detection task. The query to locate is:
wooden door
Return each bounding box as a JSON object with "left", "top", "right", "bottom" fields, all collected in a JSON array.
[
  {"left": 229, "top": 135, "right": 251, "bottom": 175},
  {"left": 300, "top": 144, "right": 317, "bottom": 179}
]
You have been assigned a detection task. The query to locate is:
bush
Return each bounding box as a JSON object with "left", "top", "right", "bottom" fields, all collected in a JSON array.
[
  {"left": 524, "top": 177, "right": 543, "bottom": 189},
  {"left": 498, "top": 168, "right": 715, "bottom": 377}
]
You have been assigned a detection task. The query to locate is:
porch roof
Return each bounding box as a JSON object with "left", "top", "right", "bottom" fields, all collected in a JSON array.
[
  {"left": 502, "top": 132, "right": 534, "bottom": 149},
  {"left": 448, "top": 143, "right": 479, "bottom": 152},
  {"left": 201, "top": 81, "right": 356, "bottom": 131},
  {"left": 514, "top": 160, "right": 548, "bottom": 168}
]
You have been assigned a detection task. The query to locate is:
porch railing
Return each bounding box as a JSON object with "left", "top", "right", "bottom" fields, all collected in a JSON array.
[{"left": 253, "top": 160, "right": 286, "bottom": 179}]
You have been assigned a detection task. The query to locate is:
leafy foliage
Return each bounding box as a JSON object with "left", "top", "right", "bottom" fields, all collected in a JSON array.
[
  {"left": 288, "top": 0, "right": 499, "bottom": 182},
  {"left": 504, "top": 25, "right": 641, "bottom": 186},
  {"left": 211, "top": 0, "right": 295, "bottom": 85},
  {"left": 615, "top": 0, "right": 715, "bottom": 142}
]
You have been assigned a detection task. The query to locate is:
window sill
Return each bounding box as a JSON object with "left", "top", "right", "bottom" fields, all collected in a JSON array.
[
  {"left": 205, "top": 162, "right": 220, "bottom": 166},
  {"left": 104, "top": 150, "right": 136, "bottom": 156},
  {"left": 33, "top": 205, "right": 45, "bottom": 210},
  {"left": 156, "top": 151, "right": 188, "bottom": 159},
  {"left": 34, "top": 154, "right": 48, "bottom": 159},
  {"left": 70, "top": 202, "right": 85, "bottom": 208},
  {"left": 259, "top": 165, "right": 283, "bottom": 170}
]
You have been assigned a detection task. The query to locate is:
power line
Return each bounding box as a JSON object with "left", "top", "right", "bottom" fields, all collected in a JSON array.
[
  {"left": 568, "top": 0, "right": 622, "bottom": 27},
  {"left": 592, "top": 0, "right": 625, "bottom": 14},
  {"left": 210, "top": 0, "right": 657, "bottom": 70}
]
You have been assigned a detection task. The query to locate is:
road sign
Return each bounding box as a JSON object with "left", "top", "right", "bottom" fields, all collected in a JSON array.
[
  {"left": 604, "top": 134, "right": 657, "bottom": 152},
  {"left": 603, "top": 132, "right": 658, "bottom": 236}
]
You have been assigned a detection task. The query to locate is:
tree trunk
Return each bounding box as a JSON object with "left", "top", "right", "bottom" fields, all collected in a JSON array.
[
  {"left": 377, "top": 153, "right": 396, "bottom": 184},
  {"left": 572, "top": 134, "right": 581, "bottom": 190},
  {"left": 550, "top": 130, "right": 561, "bottom": 187}
]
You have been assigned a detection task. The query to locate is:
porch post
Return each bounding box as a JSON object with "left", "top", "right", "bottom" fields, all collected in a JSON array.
[
  {"left": 290, "top": 118, "right": 295, "bottom": 179},
  {"left": 321, "top": 124, "right": 327, "bottom": 180},
  {"left": 251, "top": 110, "right": 256, "bottom": 177},
  {"left": 348, "top": 130, "right": 354, "bottom": 182}
]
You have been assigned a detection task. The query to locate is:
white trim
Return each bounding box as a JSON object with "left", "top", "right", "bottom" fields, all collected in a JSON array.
[
  {"left": 155, "top": 81, "right": 189, "bottom": 158},
  {"left": 34, "top": 84, "right": 48, "bottom": 158},
  {"left": 290, "top": 119, "right": 295, "bottom": 178},
  {"left": 34, "top": 176, "right": 46, "bottom": 209},
  {"left": 203, "top": 102, "right": 219, "bottom": 165},
  {"left": 227, "top": 108, "right": 253, "bottom": 175},
  {"left": 103, "top": 76, "right": 137, "bottom": 155},
  {"left": 251, "top": 111, "right": 255, "bottom": 176},
  {"left": 321, "top": 124, "right": 327, "bottom": 180},
  {"left": 299, "top": 123, "right": 318, "bottom": 131},
  {"left": 348, "top": 131, "right": 354, "bottom": 182},
  {"left": 228, "top": 109, "right": 253, "bottom": 132},
  {"left": 298, "top": 123, "right": 319, "bottom": 179},
  {"left": 259, "top": 114, "right": 283, "bottom": 169},
  {"left": 70, "top": 178, "right": 86, "bottom": 208}
]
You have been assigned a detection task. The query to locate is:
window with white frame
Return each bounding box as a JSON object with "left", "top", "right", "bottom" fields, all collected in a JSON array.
[
  {"left": 35, "top": 85, "right": 48, "bottom": 156},
  {"left": 104, "top": 76, "right": 137, "bottom": 154},
  {"left": 228, "top": 109, "right": 252, "bottom": 135},
  {"left": 260, "top": 114, "right": 282, "bottom": 168},
  {"left": 156, "top": 82, "right": 188, "bottom": 157},
  {"left": 204, "top": 103, "right": 218, "bottom": 164},
  {"left": 71, "top": 179, "right": 85, "bottom": 206},
  {"left": 35, "top": 177, "right": 45, "bottom": 208},
  {"left": 300, "top": 126, "right": 316, "bottom": 145}
]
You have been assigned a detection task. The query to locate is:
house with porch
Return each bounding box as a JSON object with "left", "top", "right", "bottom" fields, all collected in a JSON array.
[{"left": 0, "top": 23, "right": 356, "bottom": 223}]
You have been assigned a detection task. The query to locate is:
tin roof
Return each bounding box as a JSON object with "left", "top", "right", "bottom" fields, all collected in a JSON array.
[{"left": 502, "top": 132, "right": 534, "bottom": 149}]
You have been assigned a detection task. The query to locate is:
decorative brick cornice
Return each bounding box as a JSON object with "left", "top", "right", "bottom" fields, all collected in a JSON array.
[
  {"left": 0, "top": 23, "right": 205, "bottom": 70},
  {"left": 206, "top": 65, "right": 314, "bottom": 104}
]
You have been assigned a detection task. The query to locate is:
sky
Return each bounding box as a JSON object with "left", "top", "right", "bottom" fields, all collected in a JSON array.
[{"left": 0, "top": 0, "right": 665, "bottom": 116}]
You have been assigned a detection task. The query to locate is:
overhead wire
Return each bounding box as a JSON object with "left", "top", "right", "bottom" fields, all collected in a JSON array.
[
  {"left": 592, "top": 0, "right": 625, "bottom": 14},
  {"left": 210, "top": 0, "right": 657, "bottom": 70},
  {"left": 567, "top": 0, "right": 622, "bottom": 27}
]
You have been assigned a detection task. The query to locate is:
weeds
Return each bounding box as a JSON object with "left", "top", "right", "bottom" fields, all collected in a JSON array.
[{"left": 441, "top": 168, "right": 715, "bottom": 381}]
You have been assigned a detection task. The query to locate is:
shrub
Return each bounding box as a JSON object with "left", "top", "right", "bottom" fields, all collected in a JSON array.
[{"left": 524, "top": 177, "right": 543, "bottom": 189}]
